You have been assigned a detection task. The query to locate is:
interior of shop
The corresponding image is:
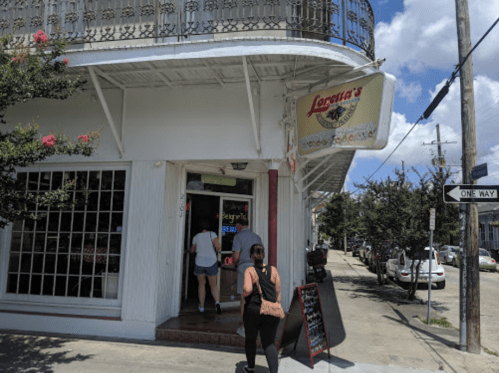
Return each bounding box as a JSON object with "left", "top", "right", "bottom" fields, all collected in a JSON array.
[{"left": 181, "top": 189, "right": 251, "bottom": 314}]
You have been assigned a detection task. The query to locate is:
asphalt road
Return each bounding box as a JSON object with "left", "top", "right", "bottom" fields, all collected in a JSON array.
[{"left": 416, "top": 262, "right": 499, "bottom": 355}]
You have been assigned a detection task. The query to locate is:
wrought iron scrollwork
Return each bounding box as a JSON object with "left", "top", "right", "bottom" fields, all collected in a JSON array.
[
  {"left": 102, "top": 8, "right": 116, "bottom": 21},
  {"left": 121, "top": 6, "right": 135, "bottom": 18},
  {"left": 160, "top": 2, "right": 175, "bottom": 13},
  {"left": 141, "top": 4, "right": 155, "bottom": 17},
  {"left": 0, "top": 0, "right": 374, "bottom": 60}
]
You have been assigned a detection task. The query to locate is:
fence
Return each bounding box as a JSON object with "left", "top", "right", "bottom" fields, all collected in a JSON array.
[{"left": 0, "top": 0, "right": 375, "bottom": 59}]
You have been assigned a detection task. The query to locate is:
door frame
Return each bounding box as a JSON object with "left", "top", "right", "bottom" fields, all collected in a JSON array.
[{"left": 177, "top": 165, "right": 261, "bottom": 316}]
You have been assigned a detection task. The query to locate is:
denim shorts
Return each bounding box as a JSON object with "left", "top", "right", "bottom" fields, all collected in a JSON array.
[{"left": 194, "top": 262, "right": 219, "bottom": 276}]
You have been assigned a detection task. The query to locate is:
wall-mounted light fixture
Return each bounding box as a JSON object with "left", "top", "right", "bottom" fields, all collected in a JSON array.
[{"left": 231, "top": 162, "right": 248, "bottom": 171}]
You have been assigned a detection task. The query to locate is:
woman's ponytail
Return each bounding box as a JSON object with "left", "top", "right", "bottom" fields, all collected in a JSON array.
[{"left": 250, "top": 244, "right": 265, "bottom": 266}]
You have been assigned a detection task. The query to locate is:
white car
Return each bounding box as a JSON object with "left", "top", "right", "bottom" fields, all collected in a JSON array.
[
  {"left": 386, "top": 247, "right": 446, "bottom": 289},
  {"left": 438, "top": 245, "right": 461, "bottom": 265}
]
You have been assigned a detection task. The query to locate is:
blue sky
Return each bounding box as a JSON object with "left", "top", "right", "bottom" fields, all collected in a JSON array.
[{"left": 345, "top": 0, "right": 499, "bottom": 193}]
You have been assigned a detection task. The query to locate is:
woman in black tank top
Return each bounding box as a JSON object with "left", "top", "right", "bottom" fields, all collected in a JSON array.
[{"left": 241, "top": 244, "right": 281, "bottom": 373}]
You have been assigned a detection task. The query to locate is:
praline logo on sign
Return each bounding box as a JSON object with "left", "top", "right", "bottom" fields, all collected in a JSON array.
[
  {"left": 306, "top": 86, "right": 363, "bottom": 129},
  {"left": 296, "top": 72, "right": 396, "bottom": 158}
]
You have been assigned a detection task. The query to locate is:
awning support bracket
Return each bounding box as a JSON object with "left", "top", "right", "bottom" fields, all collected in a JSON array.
[
  {"left": 306, "top": 171, "right": 338, "bottom": 201},
  {"left": 88, "top": 66, "right": 125, "bottom": 157},
  {"left": 302, "top": 161, "right": 337, "bottom": 193},
  {"left": 296, "top": 154, "right": 334, "bottom": 185},
  {"left": 243, "top": 57, "right": 261, "bottom": 153}
]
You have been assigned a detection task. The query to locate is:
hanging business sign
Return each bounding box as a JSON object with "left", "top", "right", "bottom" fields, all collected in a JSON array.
[{"left": 296, "top": 72, "right": 396, "bottom": 158}]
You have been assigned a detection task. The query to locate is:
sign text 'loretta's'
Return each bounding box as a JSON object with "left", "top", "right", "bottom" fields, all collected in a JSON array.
[{"left": 296, "top": 72, "right": 396, "bottom": 158}]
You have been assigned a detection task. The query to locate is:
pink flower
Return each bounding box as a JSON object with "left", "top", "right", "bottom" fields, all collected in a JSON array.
[
  {"left": 33, "top": 30, "right": 48, "bottom": 45},
  {"left": 63, "top": 58, "right": 69, "bottom": 65},
  {"left": 42, "top": 135, "right": 56, "bottom": 147},
  {"left": 11, "top": 57, "right": 16, "bottom": 62},
  {"left": 78, "top": 135, "right": 90, "bottom": 143}
]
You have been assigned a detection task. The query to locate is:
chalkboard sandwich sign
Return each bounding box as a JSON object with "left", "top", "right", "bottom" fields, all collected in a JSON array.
[{"left": 277, "top": 283, "right": 330, "bottom": 368}]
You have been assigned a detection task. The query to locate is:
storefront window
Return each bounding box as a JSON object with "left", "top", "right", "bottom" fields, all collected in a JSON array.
[
  {"left": 186, "top": 173, "right": 253, "bottom": 195},
  {"left": 6, "top": 170, "right": 126, "bottom": 299}
]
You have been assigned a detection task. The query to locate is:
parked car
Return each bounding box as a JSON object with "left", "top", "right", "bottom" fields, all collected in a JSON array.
[
  {"left": 345, "top": 238, "right": 356, "bottom": 252},
  {"left": 359, "top": 241, "right": 372, "bottom": 264},
  {"left": 438, "top": 245, "right": 460, "bottom": 265},
  {"left": 386, "top": 247, "right": 446, "bottom": 289},
  {"left": 367, "top": 245, "right": 397, "bottom": 273},
  {"left": 453, "top": 248, "right": 497, "bottom": 272},
  {"left": 350, "top": 239, "right": 363, "bottom": 257}
]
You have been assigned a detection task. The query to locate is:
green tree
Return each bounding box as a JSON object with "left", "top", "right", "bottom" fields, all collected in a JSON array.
[
  {"left": 0, "top": 31, "right": 97, "bottom": 229},
  {"left": 320, "top": 165, "right": 459, "bottom": 298},
  {"left": 319, "top": 192, "right": 362, "bottom": 251},
  {"left": 356, "top": 174, "right": 407, "bottom": 285}
]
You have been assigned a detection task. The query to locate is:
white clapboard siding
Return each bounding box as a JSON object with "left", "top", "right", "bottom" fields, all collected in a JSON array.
[
  {"left": 155, "top": 162, "right": 183, "bottom": 323},
  {"left": 121, "top": 161, "right": 166, "bottom": 323}
]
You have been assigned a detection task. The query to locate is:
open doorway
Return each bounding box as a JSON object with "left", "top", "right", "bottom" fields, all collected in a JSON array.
[
  {"left": 181, "top": 194, "right": 220, "bottom": 313},
  {"left": 181, "top": 193, "right": 252, "bottom": 313}
]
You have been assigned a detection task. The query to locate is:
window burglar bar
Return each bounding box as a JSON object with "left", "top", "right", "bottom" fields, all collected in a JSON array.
[
  {"left": 7, "top": 170, "right": 126, "bottom": 300},
  {"left": 0, "top": 0, "right": 374, "bottom": 60}
]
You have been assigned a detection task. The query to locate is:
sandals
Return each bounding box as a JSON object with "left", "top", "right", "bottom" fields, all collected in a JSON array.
[{"left": 243, "top": 365, "right": 254, "bottom": 373}]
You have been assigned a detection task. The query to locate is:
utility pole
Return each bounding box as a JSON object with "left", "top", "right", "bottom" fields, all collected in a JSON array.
[
  {"left": 436, "top": 124, "right": 443, "bottom": 175},
  {"left": 455, "top": 0, "right": 480, "bottom": 354},
  {"left": 422, "top": 124, "right": 457, "bottom": 176},
  {"left": 402, "top": 161, "right": 405, "bottom": 186}
]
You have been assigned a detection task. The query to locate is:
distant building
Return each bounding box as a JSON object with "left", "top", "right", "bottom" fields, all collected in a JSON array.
[{"left": 478, "top": 203, "right": 499, "bottom": 258}]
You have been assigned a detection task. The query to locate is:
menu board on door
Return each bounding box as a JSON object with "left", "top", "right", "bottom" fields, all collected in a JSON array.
[{"left": 278, "top": 284, "right": 330, "bottom": 368}]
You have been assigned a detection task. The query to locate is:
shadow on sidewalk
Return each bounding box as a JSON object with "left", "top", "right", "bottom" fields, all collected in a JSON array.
[
  {"left": 385, "top": 308, "right": 460, "bottom": 373},
  {"left": 333, "top": 273, "right": 451, "bottom": 313},
  {"left": 385, "top": 308, "right": 458, "bottom": 348},
  {"left": 0, "top": 332, "right": 92, "bottom": 373}
]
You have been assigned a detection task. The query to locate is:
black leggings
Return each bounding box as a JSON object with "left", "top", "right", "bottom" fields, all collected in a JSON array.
[{"left": 243, "top": 309, "right": 280, "bottom": 373}]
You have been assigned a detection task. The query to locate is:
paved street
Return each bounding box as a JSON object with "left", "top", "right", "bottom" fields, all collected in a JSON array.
[{"left": 416, "top": 262, "right": 499, "bottom": 356}]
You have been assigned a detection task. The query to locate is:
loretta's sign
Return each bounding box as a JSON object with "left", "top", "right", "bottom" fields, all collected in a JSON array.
[{"left": 296, "top": 72, "right": 396, "bottom": 158}]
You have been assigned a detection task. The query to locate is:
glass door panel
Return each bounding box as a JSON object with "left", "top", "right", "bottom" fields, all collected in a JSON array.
[{"left": 218, "top": 198, "right": 251, "bottom": 303}]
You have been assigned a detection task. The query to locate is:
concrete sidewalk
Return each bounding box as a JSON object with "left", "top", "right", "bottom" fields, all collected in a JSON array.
[
  {"left": 1, "top": 250, "right": 498, "bottom": 373},
  {"left": 326, "top": 250, "right": 499, "bottom": 373}
]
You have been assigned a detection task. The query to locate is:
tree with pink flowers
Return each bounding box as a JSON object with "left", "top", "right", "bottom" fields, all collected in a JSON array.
[{"left": 0, "top": 31, "right": 98, "bottom": 229}]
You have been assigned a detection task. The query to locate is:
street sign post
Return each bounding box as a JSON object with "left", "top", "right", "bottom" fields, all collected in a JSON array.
[
  {"left": 428, "top": 208, "right": 435, "bottom": 325},
  {"left": 443, "top": 185, "right": 499, "bottom": 203},
  {"left": 471, "top": 163, "right": 488, "bottom": 180}
]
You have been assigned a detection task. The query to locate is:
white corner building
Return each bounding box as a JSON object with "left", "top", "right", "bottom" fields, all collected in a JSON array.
[{"left": 0, "top": 0, "right": 395, "bottom": 340}]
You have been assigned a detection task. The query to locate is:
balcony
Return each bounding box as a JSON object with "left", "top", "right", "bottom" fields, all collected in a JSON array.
[{"left": 0, "top": 0, "right": 374, "bottom": 60}]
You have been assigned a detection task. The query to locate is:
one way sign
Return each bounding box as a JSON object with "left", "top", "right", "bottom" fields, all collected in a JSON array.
[{"left": 443, "top": 185, "right": 499, "bottom": 203}]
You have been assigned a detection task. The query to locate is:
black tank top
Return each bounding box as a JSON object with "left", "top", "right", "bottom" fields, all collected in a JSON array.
[{"left": 244, "top": 265, "right": 277, "bottom": 311}]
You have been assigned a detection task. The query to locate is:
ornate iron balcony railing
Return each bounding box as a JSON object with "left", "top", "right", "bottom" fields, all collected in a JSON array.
[{"left": 0, "top": 0, "right": 374, "bottom": 60}]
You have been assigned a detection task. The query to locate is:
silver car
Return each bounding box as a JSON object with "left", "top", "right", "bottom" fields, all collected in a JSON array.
[
  {"left": 438, "top": 245, "right": 460, "bottom": 265},
  {"left": 386, "top": 247, "right": 446, "bottom": 289}
]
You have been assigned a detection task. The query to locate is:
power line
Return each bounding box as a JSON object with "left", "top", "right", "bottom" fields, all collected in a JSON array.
[{"left": 351, "top": 15, "right": 499, "bottom": 192}]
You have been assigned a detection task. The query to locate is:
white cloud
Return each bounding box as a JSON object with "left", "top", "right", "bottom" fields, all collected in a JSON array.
[
  {"left": 397, "top": 80, "right": 423, "bottom": 103},
  {"left": 375, "top": 0, "right": 499, "bottom": 78},
  {"left": 355, "top": 75, "right": 499, "bottom": 174}
]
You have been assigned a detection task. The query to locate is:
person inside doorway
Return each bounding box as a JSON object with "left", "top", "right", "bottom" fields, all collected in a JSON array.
[
  {"left": 191, "top": 219, "right": 222, "bottom": 314},
  {"left": 231, "top": 217, "right": 263, "bottom": 336}
]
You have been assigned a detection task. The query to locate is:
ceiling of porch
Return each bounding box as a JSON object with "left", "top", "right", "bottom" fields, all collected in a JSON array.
[{"left": 71, "top": 54, "right": 371, "bottom": 92}]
